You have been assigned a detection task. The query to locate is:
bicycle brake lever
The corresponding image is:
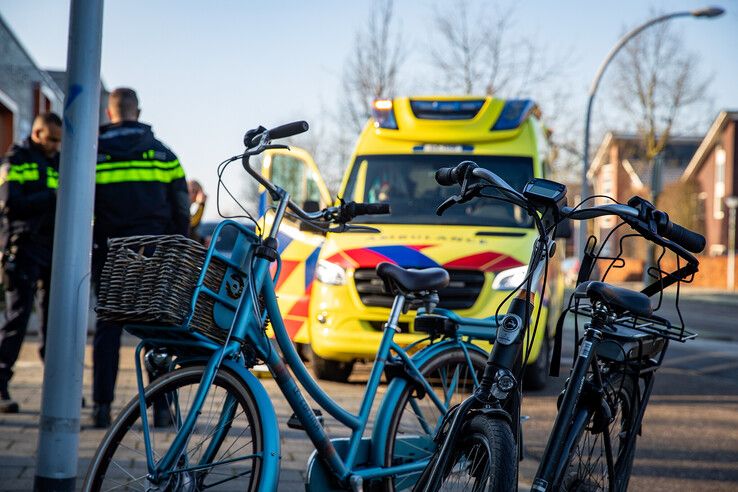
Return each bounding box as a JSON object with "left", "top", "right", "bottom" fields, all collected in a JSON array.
[
  {"left": 263, "top": 144, "right": 290, "bottom": 151},
  {"left": 436, "top": 196, "right": 459, "bottom": 216},
  {"left": 343, "top": 224, "right": 381, "bottom": 233}
]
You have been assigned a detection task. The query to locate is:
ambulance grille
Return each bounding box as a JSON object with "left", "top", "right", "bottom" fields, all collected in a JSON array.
[{"left": 353, "top": 269, "right": 485, "bottom": 310}]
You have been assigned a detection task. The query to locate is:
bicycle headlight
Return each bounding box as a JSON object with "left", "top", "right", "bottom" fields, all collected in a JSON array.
[
  {"left": 316, "top": 259, "right": 347, "bottom": 286},
  {"left": 492, "top": 265, "right": 528, "bottom": 291}
]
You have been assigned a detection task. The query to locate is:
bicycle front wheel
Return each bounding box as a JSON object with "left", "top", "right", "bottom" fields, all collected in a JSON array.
[
  {"left": 84, "top": 365, "right": 265, "bottom": 492},
  {"left": 383, "top": 346, "right": 489, "bottom": 491},
  {"left": 557, "top": 372, "right": 637, "bottom": 492},
  {"left": 436, "top": 414, "right": 517, "bottom": 492}
]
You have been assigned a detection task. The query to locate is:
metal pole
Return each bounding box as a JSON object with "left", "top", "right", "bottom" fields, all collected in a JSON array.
[
  {"left": 578, "top": 9, "right": 714, "bottom": 261},
  {"left": 34, "top": 0, "right": 104, "bottom": 490}
]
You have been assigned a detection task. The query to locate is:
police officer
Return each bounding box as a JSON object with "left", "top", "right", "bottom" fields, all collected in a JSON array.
[
  {"left": 0, "top": 113, "right": 62, "bottom": 413},
  {"left": 92, "top": 88, "right": 189, "bottom": 427}
]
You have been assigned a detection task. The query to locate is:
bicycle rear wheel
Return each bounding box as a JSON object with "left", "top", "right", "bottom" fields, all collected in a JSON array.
[
  {"left": 557, "top": 372, "right": 637, "bottom": 492},
  {"left": 83, "top": 365, "right": 264, "bottom": 492}
]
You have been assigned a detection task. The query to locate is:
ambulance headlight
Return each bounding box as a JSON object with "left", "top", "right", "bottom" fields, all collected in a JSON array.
[
  {"left": 316, "top": 259, "right": 347, "bottom": 286},
  {"left": 492, "top": 265, "right": 528, "bottom": 291}
]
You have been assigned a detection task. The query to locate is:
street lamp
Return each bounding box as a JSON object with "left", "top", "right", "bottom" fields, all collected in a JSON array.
[
  {"left": 725, "top": 196, "right": 738, "bottom": 291},
  {"left": 577, "top": 5, "right": 725, "bottom": 260}
]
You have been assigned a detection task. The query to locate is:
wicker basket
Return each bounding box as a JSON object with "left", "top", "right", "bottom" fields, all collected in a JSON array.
[{"left": 96, "top": 235, "right": 229, "bottom": 342}]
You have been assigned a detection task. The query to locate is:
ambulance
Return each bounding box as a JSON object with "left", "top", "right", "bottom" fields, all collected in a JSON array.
[{"left": 258, "top": 96, "right": 565, "bottom": 388}]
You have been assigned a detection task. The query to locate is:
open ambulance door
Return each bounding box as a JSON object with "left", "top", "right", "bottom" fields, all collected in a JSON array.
[{"left": 258, "top": 147, "right": 331, "bottom": 344}]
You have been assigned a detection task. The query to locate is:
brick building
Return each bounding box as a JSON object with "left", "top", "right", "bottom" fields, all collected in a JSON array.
[
  {"left": 587, "top": 132, "right": 701, "bottom": 258},
  {"left": 680, "top": 111, "right": 738, "bottom": 256},
  {"left": 0, "top": 13, "right": 109, "bottom": 155},
  {"left": 0, "top": 14, "right": 64, "bottom": 154}
]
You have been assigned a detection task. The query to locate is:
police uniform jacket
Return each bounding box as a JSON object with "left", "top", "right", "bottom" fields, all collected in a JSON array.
[
  {"left": 0, "top": 138, "right": 59, "bottom": 265},
  {"left": 95, "top": 121, "right": 190, "bottom": 250}
]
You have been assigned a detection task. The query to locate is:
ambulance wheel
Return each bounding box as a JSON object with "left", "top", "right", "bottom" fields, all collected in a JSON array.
[{"left": 311, "top": 350, "right": 354, "bottom": 382}]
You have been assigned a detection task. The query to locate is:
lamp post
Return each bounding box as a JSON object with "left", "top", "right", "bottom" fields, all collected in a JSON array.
[
  {"left": 578, "top": 6, "right": 725, "bottom": 260},
  {"left": 726, "top": 196, "right": 738, "bottom": 291}
]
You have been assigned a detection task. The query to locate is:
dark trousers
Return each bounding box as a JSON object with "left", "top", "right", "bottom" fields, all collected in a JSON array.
[
  {"left": 0, "top": 259, "right": 51, "bottom": 384},
  {"left": 92, "top": 319, "right": 123, "bottom": 404}
]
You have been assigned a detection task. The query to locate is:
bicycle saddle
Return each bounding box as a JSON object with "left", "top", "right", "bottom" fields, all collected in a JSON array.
[
  {"left": 576, "top": 281, "right": 653, "bottom": 318},
  {"left": 376, "top": 262, "right": 450, "bottom": 294}
]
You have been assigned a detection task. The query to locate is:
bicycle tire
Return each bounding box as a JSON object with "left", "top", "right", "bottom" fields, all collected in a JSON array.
[
  {"left": 83, "top": 365, "right": 265, "bottom": 492},
  {"left": 435, "top": 414, "right": 517, "bottom": 492},
  {"left": 556, "top": 371, "right": 638, "bottom": 492},
  {"left": 382, "top": 347, "right": 488, "bottom": 491}
]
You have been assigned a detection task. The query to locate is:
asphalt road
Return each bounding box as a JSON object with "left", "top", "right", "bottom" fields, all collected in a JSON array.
[{"left": 516, "top": 292, "right": 738, "bottom": 491}]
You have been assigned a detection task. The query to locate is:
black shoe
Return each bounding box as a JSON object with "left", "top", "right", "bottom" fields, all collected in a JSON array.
[
  {"left": 92, "top": 403, "right": 111, "bottom": 428},
  {"left": 153, "top": 403, "right": 174, "bottom": 428},
  {"left": 0, "top": 382, "right": 18, "bottom": 414},
  {"left": 0, "top": 398, "right": 19, "bottom": 414}
]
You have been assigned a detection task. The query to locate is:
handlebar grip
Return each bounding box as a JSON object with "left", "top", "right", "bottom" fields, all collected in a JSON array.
[
  {"left": 663, "top": 221, "right": 706, "bottom": 254},
  {"left": 435, "top": 161, "right": 479, "bottom": 186},
  {"left": 268, "top": 120, "right": 309, "bottom": 140},
  {"left": 348, "top": 202, "right": 391, "bottom": 216},
  {"left": 435, "top": 167, "right": 456, "bottom": 186}
]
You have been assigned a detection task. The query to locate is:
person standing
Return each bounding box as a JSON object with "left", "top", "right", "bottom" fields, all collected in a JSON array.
[
  {"left": 92, "top": 88, "right": 189, "bottom": 427},
  {"left": 187, "top": 179, "right": 207, "bottom": 243},
  {"left": 0, "top": 113, "right": 62, "bottom": 413}
]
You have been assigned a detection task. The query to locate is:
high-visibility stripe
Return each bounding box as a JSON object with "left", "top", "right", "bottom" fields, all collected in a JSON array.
[
  {"left": 96, "top": 159, "right": 181, "bottom": 171},
  {"left": 7, "top": 162, "right": 40, "bottom": 184},
  {"left": 95, "top": 159, "right": 185, "bottom": 184},
  {"left": 47, "top": 169, "right": 59, "bottom": 189}
]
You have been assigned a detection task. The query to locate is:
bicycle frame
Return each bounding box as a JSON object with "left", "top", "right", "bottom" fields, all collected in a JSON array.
[
  {"left": 414, "top": 231, "right": 554, "bottom": 492},
  {"left": 128, "top": 187, "right": 493, "bottom": 491},
  {"left": 532, "top": 311, "right": 666, "bottom": 492}
]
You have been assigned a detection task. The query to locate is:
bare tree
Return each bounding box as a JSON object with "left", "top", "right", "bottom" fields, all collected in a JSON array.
[
  {"left": 341, "top": 0, "right": 406, "bottom": 134},
  {"left": 612, "top": 21, "right": 711, "bottom": 162},
  {"left": 430, "top": 0, "right": 561, "bottom": 97}
]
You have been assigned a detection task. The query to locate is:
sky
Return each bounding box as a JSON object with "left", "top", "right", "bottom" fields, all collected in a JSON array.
[{"left": 1, "top": 0, "right": 736, "bottom": 219}]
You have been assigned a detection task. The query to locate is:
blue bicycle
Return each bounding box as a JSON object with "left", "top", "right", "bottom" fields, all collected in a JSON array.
[{"left": 83, "top": 121, "right": 500, "bottom": 491}]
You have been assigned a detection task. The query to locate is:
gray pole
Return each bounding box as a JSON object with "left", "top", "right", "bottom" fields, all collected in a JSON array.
[
  {"left": 578, "top": 7, "right": 724, "bottom": 261},
  {"left": 34, "top": 0, "right": 104, "bottom": 490}
]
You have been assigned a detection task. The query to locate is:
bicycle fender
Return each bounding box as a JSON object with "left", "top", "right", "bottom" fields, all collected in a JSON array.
[
  {"left": 369, "top": 340, "right": 487, "bottom": 467},
  {"left": 470, "top": 406, "right": 513, "bottom": 424},
  {"left": 220, "top": 359, "right": 281, "bottom": 492}
]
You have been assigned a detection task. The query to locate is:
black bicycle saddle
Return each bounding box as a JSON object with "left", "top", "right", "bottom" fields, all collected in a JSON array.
[
  {"left": 576, "top": 280, "right": 653, "bottom": 318},
  {"left": 376, "top": 262, "right": 450, "bottom": 295}
]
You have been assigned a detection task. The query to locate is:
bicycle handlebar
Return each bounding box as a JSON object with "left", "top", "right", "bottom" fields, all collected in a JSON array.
[
  {"left": 562, "top": 203, "right": 705, "bottom": 254},
  {"left": 656, "top": 213, "right": 706, "bottom": 254},
  {"left": 243, "top": 120, "right": 309, "bottom": 148},
  {"left": 239, "top": 122, "right": 390, "bottom": 230}
]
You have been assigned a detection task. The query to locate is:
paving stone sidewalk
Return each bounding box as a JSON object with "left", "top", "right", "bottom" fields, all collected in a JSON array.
[{"left": 0, "top": 336, "right": 382, "bottom": 491}]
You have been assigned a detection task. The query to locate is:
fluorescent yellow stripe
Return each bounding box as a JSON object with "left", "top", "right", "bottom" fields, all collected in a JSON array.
[
  {"left": 95, "top": 164, "right": 185, "bottom": 184},
  {"left": 96, "top": 159, "right": 181, "bottom": 171},
  {"left": 7, "top": 162, "right": 40, "bottom": 184},
  {"left": 47, "top": 169, "right": 59, "bottom": 189}
]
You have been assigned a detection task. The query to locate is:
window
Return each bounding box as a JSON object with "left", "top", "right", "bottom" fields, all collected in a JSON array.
[
  {"left": 269, "top": 154, "right": 322, "bottom": 206},
  {"left": 33, "top": 82, "right": 52, "bottom": 117},
  {"left": 342, "top": 154, "right": 534, "bottom": 227},
  {"left": 714, "top": 147, "right": 726, "bottom": 220}
]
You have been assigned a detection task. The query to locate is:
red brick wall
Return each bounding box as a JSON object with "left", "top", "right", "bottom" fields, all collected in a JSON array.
[{"left": 600, "top": 255, "right": 738, "bottom": 289}]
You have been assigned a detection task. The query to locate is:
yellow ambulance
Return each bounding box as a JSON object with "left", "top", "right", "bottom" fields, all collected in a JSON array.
[{"left": 258, "top": 96, "right": 564, "bottom": 388}]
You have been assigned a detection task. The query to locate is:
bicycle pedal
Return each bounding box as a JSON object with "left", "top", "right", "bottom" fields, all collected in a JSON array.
[{"left": 287, "top": 408, "right": 324, "bottom": 430}]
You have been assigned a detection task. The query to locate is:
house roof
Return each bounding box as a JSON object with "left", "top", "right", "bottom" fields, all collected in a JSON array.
[
  {"left": 588, "top": 131, "right": 702, "bottom": 181},
  {"left": 0, "top": 14, "right": 64, "bottom": 101},
  {"left": 681, "top": 111, "right": 738, "bottom": 182}
]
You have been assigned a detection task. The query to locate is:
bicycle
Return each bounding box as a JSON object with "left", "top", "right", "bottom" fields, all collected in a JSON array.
[
  {"left": 83, "top": 121, "right": 500, "bottom": 492},
  {"left": 412, "top": 161, "right": 704, "bottom": 492}
]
